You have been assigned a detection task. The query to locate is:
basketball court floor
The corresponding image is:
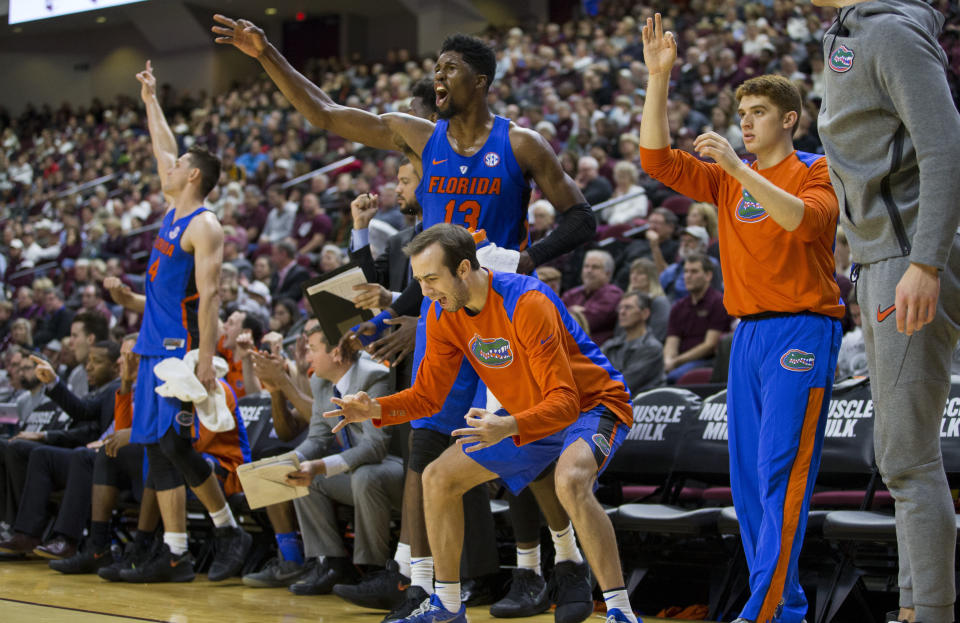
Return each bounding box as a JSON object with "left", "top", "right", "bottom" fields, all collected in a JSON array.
[{"left": 0, "top": 559, "right": 706, "bottom": 623}]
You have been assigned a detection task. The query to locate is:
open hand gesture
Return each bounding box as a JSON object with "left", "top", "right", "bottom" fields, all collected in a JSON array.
[
  {"left": 324, "top": 391, "right": 381, "bottom": 433},
  {"left": 693, "top": 131, "right": 741, "bottom": 173},
  {"left": 135, "top": 60, "right": 157, "bottom": 102},
  {"left": 451, "top": 408, "right": 518, "bottom": 452},
  {"left": 212, "top": 15, "right": 269, "bottom": 58},
  {"left": 642, "top": 13, "right": 677, "bottom": 76}
]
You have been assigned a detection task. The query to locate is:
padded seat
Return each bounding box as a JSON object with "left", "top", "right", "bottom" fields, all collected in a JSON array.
[
  {"left": 614, "top": 503, "right": 721, "bottom": 536},
  {"left": 811, "top": 489, "right": 893, "bottom": 508},
  {"left": 822, "top": 510, "right": 899, "bottom": 542},
  {"left": 716, "top": 506, "right": 829, "bottom": 537}
]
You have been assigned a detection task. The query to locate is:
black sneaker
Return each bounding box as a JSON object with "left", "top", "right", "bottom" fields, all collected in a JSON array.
[
  {"left": 462, "top": 573, "right": 503, "bottom": 607},
  {"left": 98, "top": 538, "right": 154, "bottom": 582},
  {"left": 242, "top": 555, "right": 311, "bottom": 588},
  {"left": 289, "top": 557, "right": 356, "bottom": 596},
  {"left": 547, "top": 561, "right": 594, "bottom": 623},
  {"left": 382, "top": 585, "right": 430, "bottom": 623},
  {"left": 118, "top": 543, "right": 195, "bottom": 583},
  {"left": 490, "top": 568, "right": 550, "bottom": 618},
  {"left": 333, "top": 559, "right": 411, "bottom": 610},
  {"left": 207, "top": 526, "right": 252, "bottom": 581},
  {"left": 49, "top": 545, "right": 113, "bottom": 574}
]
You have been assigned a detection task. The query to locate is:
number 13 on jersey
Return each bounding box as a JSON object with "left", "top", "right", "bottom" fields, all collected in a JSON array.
[{"left": 444, "top": 199, "right": 481, "bottom": 231}]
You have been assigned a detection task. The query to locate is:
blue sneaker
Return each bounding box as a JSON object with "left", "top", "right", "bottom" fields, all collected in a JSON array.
[
  {"left": 399, "top": 594, "right": 468, "bottom": 622},
  {"left": 605, "top": 608, "right": 639, "bottom": 622}
]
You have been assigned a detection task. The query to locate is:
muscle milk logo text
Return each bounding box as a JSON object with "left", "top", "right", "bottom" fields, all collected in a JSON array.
[
  {"left": 699, "top": 402, "right": 728, "bottom": 440},
  {"left": 939, "top": 395, "right": 960, "bottom": 438},
  {"left": 825, "top": 397, "right": 872, "bottom": 438},
  {"left": 626, "top": 404, "right": 684, "bottom": 441},
  {"left": 239, "top": 403, "right": 267, "bottom": 428}
]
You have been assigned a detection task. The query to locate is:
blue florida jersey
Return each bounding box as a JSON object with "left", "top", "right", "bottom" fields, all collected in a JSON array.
[
  {"left": 417, "top": 115, "right": 531, "bottom": 251},
  {"left": 134, "top": 206, "right": 208, "bottom": 358}
]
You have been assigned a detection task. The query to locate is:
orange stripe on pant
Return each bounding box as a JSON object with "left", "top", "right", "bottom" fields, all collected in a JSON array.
[{"left": 756, "top": 386, "right": 824, "bottom": 623}]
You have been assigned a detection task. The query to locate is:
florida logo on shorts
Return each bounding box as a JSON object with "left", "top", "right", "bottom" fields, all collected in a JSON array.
[
  {"left": 829, "top": 45, "right": 854, "bottom": 73},
  {"left": 176, "top": 410, "right": 195, "bottom": 428},
  {"left": 780, "top": 349, "right": 815, "bottom": 372},
  {"left": 483, "top": 152, "right": 500, "bottom": 168},
  {"left": 469, "top": 334, "right": 513, "bottom": 368},
  {"left": 592, "top": 433, "right": 611, "bottom": 457},
  {"left": 736, "top": 189, "right": 768, "bottom": 223}
]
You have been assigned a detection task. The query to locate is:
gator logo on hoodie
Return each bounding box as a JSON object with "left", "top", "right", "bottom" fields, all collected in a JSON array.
[
  {"left": 735, "top": 189, "right": 768, "bottom": 223},
  {"left": 469, "top": 334, "right": 513, "bottom": 368},
  {"left": 829, "top": 45, "right": 855, "bottom": 73}
]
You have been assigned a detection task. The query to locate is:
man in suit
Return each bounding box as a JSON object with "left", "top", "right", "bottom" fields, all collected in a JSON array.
[
  {"left": 269, "top": 240, "right": 311, "bottom": 303},
  {"left": 280, "top": 324, "right": 398, "bottom": 595}
]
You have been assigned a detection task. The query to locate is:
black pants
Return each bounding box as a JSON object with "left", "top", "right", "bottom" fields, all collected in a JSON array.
[
  {"left": 1, "top": 438, "right": 42, "bottom": 525},
  {"left": 14, "top": 446, "right": 92, "bottom": 540}
]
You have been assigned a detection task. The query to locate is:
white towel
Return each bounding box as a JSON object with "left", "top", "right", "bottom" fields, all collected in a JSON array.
[
  {"left": 153, "top": 351, "right": 235, "bottom": 432},
  {"left": 476, "top": 240, "right": 520, "bottom": 273}
]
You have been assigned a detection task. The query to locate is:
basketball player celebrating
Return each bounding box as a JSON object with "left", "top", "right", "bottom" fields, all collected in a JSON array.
[
  {"left": 638, "top": 14, "right": 843, "bottom": 623},
  {"left": 328, "top": 224, "right": 638, "bottom": 623},
  {"left": 106, "top": 61, "right": 251, "bottom": 581}
]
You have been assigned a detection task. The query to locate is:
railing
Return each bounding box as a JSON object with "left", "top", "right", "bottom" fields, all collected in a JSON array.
[
  {"left": 281, "top": 156, "right": 357, "bottom": 189},
  {"left": 55, "top": 173, "right": 118, "bottom": 199},
  {"left": 589, "top": 189, "right": 647, "bottom": 213}
]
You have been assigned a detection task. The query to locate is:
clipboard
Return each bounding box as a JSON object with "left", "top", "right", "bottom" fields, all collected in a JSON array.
[
  {"left": 235, "top": 451, "right": 310, "bottom": 510},
  {"left": 302, "top": 262, "right": 376, "bottom": 346}
]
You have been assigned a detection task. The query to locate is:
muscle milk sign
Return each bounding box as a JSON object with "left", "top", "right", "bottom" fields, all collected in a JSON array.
[{"left": 938, "top": 382, "right": 960, "bottom": 438}]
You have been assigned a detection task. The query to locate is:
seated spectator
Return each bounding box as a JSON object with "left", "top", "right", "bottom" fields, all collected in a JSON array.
[
  {"left": 292, "top": 192, "right": 333, "bottom": 257},
  {"left": 319, "top": 244, "right": 346, "bottom": 274},
  {"left": 836, "top": 294, "right": 867, "bottom": 381},
  {"left": 625, "top": 258, "right": 670, "bottom": 343},
  {"left": 270, "top": 298, "right": 301, "bottom": 338},
  {"left": 223, "top": 233, "right": 253, "bottom": 280},
  {"left": 371, "top": 183, "right": 406, "bottom": 231},
  {"left": 659, "top": 226, "right": 723, "bottom": 301},
  {"left": 253, "top": 255, "right": 274, "bottom": 287},
  {"left": 33, "top": 287, "right": 74, "bottom": 347},
  {"left": 603, "top": 161, "right": 649, "bottom": 225},
  {"left": 259, "top": 185, "right": 297, "bottom": 245},
  {"left": 576, "top": 156, "right": 613, "bottom": 205},
  {"left": 9, "top": 318, "right": 33, "bottom": 351},
  {"left": 236, "top": 138, "right": 271, "bottom": 177},
  {"left": 614, "top": 207, "right": 680, "bottom": 287},
  {"left": 79, "top": 284, "right": 116, "bottom": 329},
  {"left": 281, "top": 327, "right": 399, "bottom": 596},
  {"left": 5, "top": 240, "right": 33, "bottom": 290},
  {"left": 561, "top": 249, "right": 623, "bottom": 345},
  {"left": 528, "top": 200, "right": 556, "bottom": 244},
  {"left": 536, "top": 265, "right": 562, "bottom": 296},
  {"left": 685, "top": 202, "right": 719, "bottom": 246},
  {"left": 0, "top": 341, "right": 121, "bottom": 558},
  {"left": 239, "top": 281, "right": 273, "bottom": 320},
  {"left": 602, "top": 292, "right": 665, "bottom": 395},
  {"left": 270, "top": 241, "right": 311, "bottom": 304},
  {"left": 663, "top": 254, "right": 731, "bottom": 383}
]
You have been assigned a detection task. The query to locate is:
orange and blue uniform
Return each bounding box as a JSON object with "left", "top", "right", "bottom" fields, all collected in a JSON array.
[
  {"left": 217, "top": 335, "right": 246, "bottom": 398},
  {"left": 376, "top": 271, "right": 632, "bottom": 493},
  {"left": 640, "top": 146, "right": 843, "bottom": 623}
]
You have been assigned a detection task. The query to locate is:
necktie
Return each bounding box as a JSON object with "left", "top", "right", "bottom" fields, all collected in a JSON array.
[{"left": 333, "top": 387, "right": 352, "bottom": 450}]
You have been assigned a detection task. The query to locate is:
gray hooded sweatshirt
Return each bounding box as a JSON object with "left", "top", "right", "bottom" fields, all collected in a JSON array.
[{"left": 818, "top": 0, "right": 960, "bottom": 270}]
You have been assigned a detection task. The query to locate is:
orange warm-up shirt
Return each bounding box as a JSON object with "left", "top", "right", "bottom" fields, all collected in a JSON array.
[
  {"left": 113, "top": 379, "right": 251, "bottom": 496},
  {"left": 217, "top": 335, "right": 246, "bottom": 398},
  {"left": 639, "top": 147, "right": 844, "bottom": 319},
  {"left": 376, "top": 271, "right": 633, "bottom": 445}
]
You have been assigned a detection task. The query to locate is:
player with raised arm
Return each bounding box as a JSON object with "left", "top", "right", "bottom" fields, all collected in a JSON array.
[{"left": 101, "top": 61, "right": 251, "bottom": 582}]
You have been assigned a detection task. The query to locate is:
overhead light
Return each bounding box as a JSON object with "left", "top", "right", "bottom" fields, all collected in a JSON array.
[
  {"left": 96, "top": 16, "right": 107, "bottom": 23},
  {"left": 265, "top": 7, "right": 278, "bottom": 15}
]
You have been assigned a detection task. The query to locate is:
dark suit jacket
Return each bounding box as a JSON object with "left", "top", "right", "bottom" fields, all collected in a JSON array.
[
  {"left": 349, "top": 224, "right": 419, "bottom": 293},
  {"left": 271, "top": 263, "right": 312, "bottom": 303},
  {"left": 33, "top": 306, "right": 75, "bottom": 346},
  {"left": 43, "top": 377, "right": 120, "bottom": 447}
]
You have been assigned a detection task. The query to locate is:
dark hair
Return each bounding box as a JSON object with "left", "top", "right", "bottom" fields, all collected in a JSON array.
[
  {"left": 683, "top": 252, "right": 714, "bottom": 275},
  {"left": 411, "top": 77, "right": 438, "bottom": 114},
  {"left": 275, "top": 239, "right": 297, "bottom": 259},
  {"left": 43, "top": 286, "right": 64, "bottom": 300},
  {"left": 273, "top": 297, "right": 300, "bottom": 329},
  {"left": 72, "top": 311, "right": 110, "bottom": 341},
  {"left": 242, "top": 312, "right": 266, "bottom": 345},
  {"left": 91, "top": 340, "right": 121, "bottom": 363},
  {"left": 623, "top": 290, "right": 651, "bottom": 311},
  {"left": 440, "top": 34, "right": 496, "bottom": 92},
  {"left": 403, "top": 223, "right": 479, "bottom": 275},
  {"left": 187, "top": 146, "right": 222, "bottom": 199},
  {"left": 735, "top": 74, "right": 803, "bottom": 133},
  {"left": 652, "top": 206, "right": 679, "bottom": 228}
]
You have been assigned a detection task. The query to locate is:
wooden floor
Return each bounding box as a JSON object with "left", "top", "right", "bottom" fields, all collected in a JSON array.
[{"left": 0, "top": 559, "right": 710, "bottom": 623}]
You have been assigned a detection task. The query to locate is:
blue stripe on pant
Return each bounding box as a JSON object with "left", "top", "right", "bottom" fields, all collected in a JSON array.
[{"left": 727, "top": 313, "right": 841, "bottom": 623}]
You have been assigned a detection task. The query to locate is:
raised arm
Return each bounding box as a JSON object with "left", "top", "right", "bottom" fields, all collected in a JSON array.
[
  {"left": 103, "top": 276, "right": 146, "bottom": 314},
  {"left": 135, "top": 61, "right": 177, "bottom": 191},
  {"left": 212, "top": 15, "right": 432, "bottom": 155},
  {"left": 511, "top": 128, "right": 595, "bottom": 273},
  {"left": 185, "top": 212, "right": 223, "bottom": 391},
  {"left": 639, "top": 14, "right": 676, "bottom": 151}
]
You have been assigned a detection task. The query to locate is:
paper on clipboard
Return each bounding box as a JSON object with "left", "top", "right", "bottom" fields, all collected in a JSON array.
[
  {"left": 302, "top": 263, "right": 377, "bottom": 346},
  {"left": 236, "top": 452, "right": 310, "bottom": 509}
]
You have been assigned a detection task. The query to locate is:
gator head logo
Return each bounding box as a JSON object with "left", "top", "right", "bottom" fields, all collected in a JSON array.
[
  {"left": 780, "top": 349, "right": 815, "bottom": 372},
  {"left": 736, "top": 189, "right": 768, "bottom": 223},
  {"left": 469, "top": 334, "right": 513, "bottom": 368},
  {"left": 829, "top": 45, "right": 854, "bottom": 73}
]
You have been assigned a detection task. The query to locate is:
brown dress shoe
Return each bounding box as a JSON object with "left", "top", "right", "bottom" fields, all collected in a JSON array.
[
  {"left": 34, "top": 535, "right": 76, "bottom": 560},
  {"left": 0, "top": 532, "right": 41, "bottom": 555}
]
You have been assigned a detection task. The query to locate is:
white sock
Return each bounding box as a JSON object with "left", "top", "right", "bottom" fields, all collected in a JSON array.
[
  {"left": 434, "top": 580, "right": 461, "bottom": 613},
  {"left": 411, "top": 556, "right": 434, "bottom": 593},
  {"left": 394, "top": 542, "right": 411, "bottom": 578},
  {"left": 209, "top": 504, "right": 238, "bottom": 529},
  {"left": 603, "top": 588, "right": 636, "bottom": 622},
  {"left": 550, "top": 523, "right": 584, "bottom": 564},
  {"left": 517, "top": 545, "right": 541, "bottom": 575},
  {"left": 164, "top": 531, "right": 188, "bottom": 556}
]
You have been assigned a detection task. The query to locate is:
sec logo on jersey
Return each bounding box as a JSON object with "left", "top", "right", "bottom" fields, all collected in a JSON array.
[{"left": 483, "top": 152, "right": 500, "bottom": 168}]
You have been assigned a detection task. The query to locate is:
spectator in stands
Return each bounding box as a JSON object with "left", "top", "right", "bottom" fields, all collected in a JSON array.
[
  {"left": 236, "top": 138, "right": 271, "bottom": 177},
  {"left": 660, "top": 226, "right": 722, "bottom": 301},
  {"left": 223, "top": 232, "right": 253, "bottom": 279},
  {"left": 528, "top": 200, "right": 556, "bottom": 244},
  {"left": 4, "top": 240, "right": 32, "bottom": 289},
  {"left": 663, "top": 254, "right": 731, "bottom": 383},
  {"left": 292, "top": 192, "right": 332, "bottom": 258},
  {"left": 834, "top": 224, "right": 851, "bottom": 280},
  {"left": 836, "top": 293, "right": 866, "bottom": 381},
  {"left": 536, "top": 266, "right": 563, "bottom": 296},
  {"left": 0, "top": 342, "right": 121, "bottom": 558},
  {"left": 259, "top": 185, "right": 297, "bottom": 245},
  {"left": 561, "top": 249, "right": 623, "bottom": 345},
  {"left": 79, "top": 284, "right": 115, "bottom": 329},
  {"left": 282, "top": 326, "right": 399, "bottom": 596},
  {"left": 9, "top": 319, "right": 32, "bottom": 351},
  {"left": 625, "top": 258, "right": 670, "bottom": 343},
  {"left": 602, "top": 292, "right": 664, "bottom": 395},
  {"left": 270, "top": 298, "right": 301, "bottom": 338},
  {"left": 34, "top": 287, "right": 74, "bottom": 347},
  {"left": 10, "top": 347, "right": 45, "bottom": 423},
  {"left": 603, "top": 161, "right": 649, "bottom": 225},
  {"left": 253, "top": 256, "right": 273, "bottom": 288},
  {"left": 616, "top": 207, "right": 680, "bottom": 286},
  {"left": 269, "top": 240, "right": 310, "bottom": 303},
  {"left": 685, "top": 202, "right": 720, "bottom": 249},
  {"left": 240, "top": 281, "right": 272, "bottom": 321},
  {"left": 319, "top": 244, "right": 346, "bottom": 274},
  {"left": 576, "top": 156, "right": 613, "bottom": 205},
  {"left": 371, "top": 183, "right": 405, "bottom": 231},
  {"left": 67, "top": 311, "right": 111, "bottom": 398}
]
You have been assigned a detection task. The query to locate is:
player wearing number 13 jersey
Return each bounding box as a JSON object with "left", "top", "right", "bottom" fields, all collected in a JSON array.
[{"left": 417, "top": 115, "right": 530, "bottom": 251}]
